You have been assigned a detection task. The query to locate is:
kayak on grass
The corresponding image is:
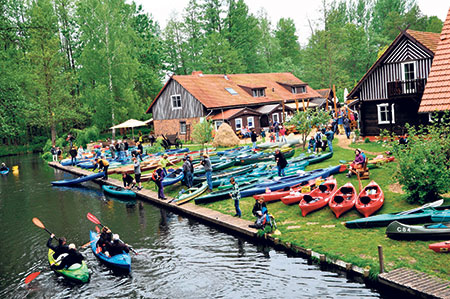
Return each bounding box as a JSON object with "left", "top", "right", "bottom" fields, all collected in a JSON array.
[
  {"left": 298, "top": 178, "right": 338, "bottom": 216},
  {"left": 194, "top": 159, "right": 235, "bottom": 175},
  {"left": 89, "top": 230, "right": 131, "bottom": 272},
  {"left": 102, "top": 185, "right": 136, "bottom": 198},
  {"left": 386, "top": 221, "right": 450, "bottom": 240},
  {"left": 172, "top": 182, "right": 208, "bottom": 205},
  {"left": 429, "top": 240, "right": 450, "bottom": 253},
  {"left": 51, "top": 171, "right": 105, "bottom": 186},
  {"left": 329, "top": 183, "right": 357, "bottom": 218},
  {"left": 278, "top": 177, "right": 323, "bottom": 205},
  {"left": 162, "top": 168, "right": 184, "bottom": 187},
  {"left": 355, "top": 181, "right": 384, "bottom": 217},
  {"left": 48, "top": 249, "right": 89, "bottom": 283}
]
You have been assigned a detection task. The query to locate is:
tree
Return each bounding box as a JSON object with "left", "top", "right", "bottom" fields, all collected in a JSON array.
[
  {"left": 200, "top": 32, "right": 244, "bottom": 74},
  {"left": 288, "top": 109, "right": 331, "bottom": 149},
  {"left": 192, "top": 118, "right": 213, "bottom": 149},
  {"left": 274, "top": 18, "right": 300, "bottom": 63}
]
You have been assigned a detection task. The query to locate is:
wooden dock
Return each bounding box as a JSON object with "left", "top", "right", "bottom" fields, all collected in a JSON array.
[{"left": 49, "top": 161, "right": 450, "bottom": 298}]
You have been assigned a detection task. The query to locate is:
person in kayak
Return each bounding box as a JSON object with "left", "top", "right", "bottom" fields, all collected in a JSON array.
[
  {"left": 107, "top": 234, "right": 130, "bottom": 257},
  {"left": 47, "top": 234, "right": 69, "bottom": 259},
  {"left": 51, "top": 243, "right": 84, "bottom": 270},
  {"left": 122, "top": 173, "right": 135, "bottom": 189},
  {"left": 274, "top": 149, "right": 287, "bottom": 177},
  {"left": 0, "top": 163, "right": 7, "bottom": 172},
  {"left": 229, "top": 177, "right": 241, "bottom": 217},
  {"left": 97, "top": 226, "right": 113, "bottom": 252},
  {"left": 93, "top": 158, "right": 109, "bottom": 180}
]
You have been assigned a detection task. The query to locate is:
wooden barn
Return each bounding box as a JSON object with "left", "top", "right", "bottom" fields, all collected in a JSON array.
[
  {"left": 347, "top": 29, "right": 440, "bottom": 136},
  {"left": 146, "top": 72, "right": 321, "bottom": 139}
]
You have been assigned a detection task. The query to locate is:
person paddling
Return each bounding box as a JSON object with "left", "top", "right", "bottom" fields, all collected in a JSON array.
[
  {"left": 107, "top": 234, "right": 130, "bottom": 257},
  {"left": 0, "top": 163, "right": 8, "bottom": 172},
  {"left": 47, "top": 234, "right": 69, "bottom": 259},
  {"left": 97, "top": 226, "right": 113, "bottom": 253},
  {"left": 50, "top": 244, "right": 84, "bottom": 270}
]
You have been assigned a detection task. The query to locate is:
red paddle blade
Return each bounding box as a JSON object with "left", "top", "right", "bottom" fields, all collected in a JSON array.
[
  {"left": 81, "top": 240, "right": 93, "bottom": 248},
  {"left": 86, "top": 213, "right": 101, "bottom": 225},
  {"left": 32, "top": 218, "right": 45, "bottom": 229},
  {"left": 95, "top": 226, "right": 100, "bottom": 233},
  {"left": 95, "top": 246, "right": 102, "bottom": 254},
  {"left": 25, "top": 271, "right": 41, "bottom": 284}
]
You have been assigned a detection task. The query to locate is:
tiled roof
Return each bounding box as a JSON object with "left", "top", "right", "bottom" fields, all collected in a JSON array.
[
  {"left": 147, "top": 72, "right": 321, "bottom": 112},
  {"left": 210, "top": 108, "right": 245, "bottom": 120},
  {"left": 419, "top": 8, "right": 450, "bottom": 113},
  {"left": 316, "top": 89, "right": 331, "bottom": 98},
  {"left": 347, "top": 29, "right": 440, "bottom": 99},
  {"left": 255, "top": 104, "right": 280, "bottom": 114}
]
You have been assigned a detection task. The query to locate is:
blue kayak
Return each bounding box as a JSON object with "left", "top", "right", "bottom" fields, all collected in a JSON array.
[
  {"left": 431, "top": 210, "right": 450, "bottom": 222},
  {"left": 162, "top": 169, "right": 184, "bottom": 187},
  {"left": 51, "top": 171, "right": 105, "bottom": 186},
  {"left": 0, "top": 167, "right": 9, "bottom": 175},
  {"left": 102, "top": 185, "right": 136, "bottom": 198},
  {"left": 89, "top": 230, "right": 131, "bottom": 272}
]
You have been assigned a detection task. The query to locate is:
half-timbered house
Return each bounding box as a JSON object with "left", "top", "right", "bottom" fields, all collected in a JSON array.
[
  {"left": 146, "top": 72, "right": 321, "bottom": 139},
  {"left": 347, "top": 29, "right": 440, "bottom": 136}
]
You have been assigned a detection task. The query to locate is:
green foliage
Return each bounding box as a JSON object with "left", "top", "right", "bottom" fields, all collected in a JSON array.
[
  {"left": 364, "top": 137, "right": 370, "bottom": 143},
  {"left": 288, "top": 109, "right": 331, "bottom": 149},
  {"left": 145, "top": 139, "right": 164, "bottom": 154},
  {"left": 392, "top": 121, "right": 450, "bottom": 204},
  {"left": 192, "top": 118, "right": 213, "bottom": 148},
  {"left": 74, "top": 126, "right": 100, "bottom": 147}
]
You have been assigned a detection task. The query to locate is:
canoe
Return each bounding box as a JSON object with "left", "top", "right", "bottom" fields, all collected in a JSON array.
[
  {"left": 0, "top": 167, "right": 9, "bottom": 175},
  {"left": 431, "top": 210, "right": 450, "bottom": 222},
  {"left": 102, "top": 185, "right": 136, "bottom": 198},
  {"left": 194, "top": 159, "right": 235, "bottom": 175},
  {"left": 298, "top": 178, "right": 338, "bottom": 216},
  {"left": 290, "top": 152, "right": 333, "bottom": 165},
  {"left": 195, "top": 181, "right": 259, "bottom": 205},
  {"left": 429, "top": 241, "right": 450, "bottom": 253},
  {"left": 279, "top": 178, "right": 322, "bottom": 205},
  {"left": 386, "top": 221, "right": 450, "bottom": 240},
  {"left": 355, "top": 181, "right": 384, "bottom": 217},
  {"left": 329, "top": 183, "right": 357, "bottom": 218},
  {"left": 51, "top": 171, "right": 105, "bottom": 186},
  {"left": 48, "top": 249, "right": 89, "bottom": 283},
  {"left": 195, "top": 165, "right": 256, "bottom": 185},
  {"left": 172, "top": 182, "right": 208, "bottom": 205},
  {"left": 162, "top": 168, "right": 184, "bottom": 186},
  {"left": 345, "top": 200, "right": 447, "bottom": 228},
  {"left": 89, "top": 230, "right": 131, "bottom": 272},
  {"left": 217, "top": 177, "right": 261, "bottom": 190}
]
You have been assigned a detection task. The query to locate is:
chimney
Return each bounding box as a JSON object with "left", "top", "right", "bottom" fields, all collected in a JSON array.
[{"left": 192, "top": 71, "right": 203, "bottom": 76}]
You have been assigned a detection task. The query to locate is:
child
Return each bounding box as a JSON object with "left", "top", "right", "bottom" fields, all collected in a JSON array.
[
  {"left": 269, "top": 131, "right": 275, "bottom": 143},
  {"left": 229, "top": 177, "right": 241, "bottom": 217}
]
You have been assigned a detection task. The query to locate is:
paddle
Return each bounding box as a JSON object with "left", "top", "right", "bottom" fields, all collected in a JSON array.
[
  {"left": 86, "top": 213, "right": 138, "bottom": 255},
  {"left": 26, "top": 218, "right": 54, "bottom": 284},
  {"left": 398, "top": 199, "right": 444, "bottom": 215}
]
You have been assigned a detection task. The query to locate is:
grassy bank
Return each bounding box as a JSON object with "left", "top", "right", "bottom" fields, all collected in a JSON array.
[{"left": 97, "top": 142, "right": 450, "bottom": 280}]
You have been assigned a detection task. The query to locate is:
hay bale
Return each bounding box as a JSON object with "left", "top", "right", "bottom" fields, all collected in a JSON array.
[{"left": 213, "top": 123, "right": 240, "bottom": 147}]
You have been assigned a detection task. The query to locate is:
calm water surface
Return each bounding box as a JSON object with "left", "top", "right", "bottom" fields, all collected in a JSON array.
[{"left": 0, "top": 154, "right": 389, "bottom": 298}]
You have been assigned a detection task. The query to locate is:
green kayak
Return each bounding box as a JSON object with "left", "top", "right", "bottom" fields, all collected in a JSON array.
[
  {"left": 173, "top": 182, "right": 208, "bottom": 205},
  {"left": 48, "top": 249, "right": 89, "bottom": 283}
]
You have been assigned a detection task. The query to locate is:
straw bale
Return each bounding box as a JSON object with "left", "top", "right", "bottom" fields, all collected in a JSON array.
[{"left": 213, "top": 123, "right": 240, "bottom": 147}]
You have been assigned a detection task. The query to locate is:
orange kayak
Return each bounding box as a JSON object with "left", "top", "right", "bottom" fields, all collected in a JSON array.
[
  {"left": 298, "top": 178, "right": 337, "bottom": 216},
  {"left": 329, "top": 183, "right": 357, "bottom": 218},
  {"left": 429, "top": 241, "right": 450, "bottom": 253},
  {"left": 355, "top": 180, "right": 384, "bottom": 217}
]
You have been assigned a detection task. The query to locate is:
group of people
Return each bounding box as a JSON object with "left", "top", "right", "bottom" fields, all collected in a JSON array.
[
  {"left": 307, "top": 126, "right": 335, "bottom": 154},
  {"left": 331, "top": 108, "right": 355, "bottom": 139},
  {"left": 121, "top": 156, "right": 143, "bottom": 190},
  {"left": 269, "top": 121, "right": 287, "bottom": 143},
  {"left": 96, "top": 226, "right": 130, "bottom": 257},
  {"left": 50, "top": 146, "right": 62, "bottom": 162}
]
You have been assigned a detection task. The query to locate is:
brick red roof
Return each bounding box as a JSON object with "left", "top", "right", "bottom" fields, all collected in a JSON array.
[
  {"left": 146, "top": 72, "right": 321, "bottom": 112},
  {"left": 419, "top": 8, "right": 450, "bottom": 113},
  {"left": 407, "top": 29, "right": 441, "bottom": 53},
  {"left": 210, "top": 108, "right": 244, "bottom": 120}
]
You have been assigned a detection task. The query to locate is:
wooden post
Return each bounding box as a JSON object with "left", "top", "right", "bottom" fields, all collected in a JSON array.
[
  {"left": 306, "top": 99, "right": 310, "bottom": 109},
  {"left": 333, "top": 84, "right": 338, "bottom": 115},
  {"left": 302, "top": 99, "right": 306, "bottom": 112},
  {"left": 295, "top": 99, "right": 299, "bottom": 113},
  {"left": 282, "top": 100, "right": 285, "bottom": 122},
  {"left": 325, "top": 92, "right": 329, "bottom": 111},
  {"left": 378, "top": 245, "right": 385, "bottom": 274}
]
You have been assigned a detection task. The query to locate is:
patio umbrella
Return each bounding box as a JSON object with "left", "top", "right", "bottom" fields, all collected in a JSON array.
[{"left": 110, "top": 119, "right": 147, "bottom": 138}]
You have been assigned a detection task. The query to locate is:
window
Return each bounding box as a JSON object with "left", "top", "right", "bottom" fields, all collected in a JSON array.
[
  {"left": 180, "top": 121, "right": 186, "bottom": 134},
  {"left": 252, "top": 88, "right": 265, "bottom": 97},
  {"left": 391, "top": 104, "right": 395, "bottom": 124},
  {"left": 377, "top": 103, "right": 390, "bottom": 124},
  {"left": 272, "top": 113, "right": 279, "bottom": 123},
  {"left": 225, "top": 87, "right": 238, "bottom": 95},
  {"left": 247, "top": 116, "right": 255, "bottom": 128},
  {"left": 402, "top": 62, "right": 416, "bottom": 93},
  {"left": 214, "top": 120, "right": 223, "bottom": 130},
  {"left": 235, "top": 118, "right": 242, "bottom": 130},
  {"left": 171, "top": 94, "right": 182, "bottom": 109},
  {"left": 428, "top": 113, "right": 434, "bottom": 123},
  {"left": 291, "top": 86, "right": 306, "bottom": 94}
]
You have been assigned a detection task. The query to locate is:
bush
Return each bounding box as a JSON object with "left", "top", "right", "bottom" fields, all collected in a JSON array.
[
  {"left": 393, "top": 121, "right": 450, "bottom": 204},
  {"left": 364, "top": 137, "right": 370, "bottom": 143},
  {"left": 145, "top": 140, "right": 164, "bottom": 154},
  {"left": 74, "top": 126, "right": 100, "bottom": 147},
  {"left": 41, "top": 152, "right": 52, "bottom": 161}
]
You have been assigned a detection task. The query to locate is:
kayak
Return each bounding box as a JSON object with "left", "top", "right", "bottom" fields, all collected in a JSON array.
[
  {"left": 298, "top": 178, "right": 338, "bottom": 216},
  {"left": 194, "top": 159, "right": 235, "bottom": 175},
  {"left": 48, "top": 249, "right": 89, "bottom": 283},
  {"left": 290, "top": 152, "right": 333, "bottom": 165},
  {"left": 0, "top": 167, "right": 9, "bottom": 175},
  {"left": 355, "top": 181, "right": 384, "bottom": 217},
  {"left": 329, "top": 183, "right": 357, "bottom": 218},
  {"left": 429, "top": 241, "right": 450, "bottom": 253},
  {"left": 386, "top": 221, "right": 450, "bottom": 240},
  {"left": 195, "top": 181, "right": 259, "bottom": 205},
  {"left": 195, "top": 165, "right": 256, "bottom": 185},
  {"left": 102, "top": 185, "right": 136, "bottom": 198},
  {"left": 162, "top": 168, "right": 184, "bottom": 187},
  {"left": 345, "top": 200, "right": 448, "bottom": 228},
  {"left": 279, "top": 178, "right": 322, "bottom": 205},
  {"left": 172, "top": 182, "right": 208, "bottom": 205},
  {"left": 51, "top": 171, "right": 105, "bottom": 186},
  {"left": 252, "top": 177, "right": 316, "bottom": 203},
  {"left": 89, "top": 230, "right": 131, "bottom": 272},
  {"left": 431, "top": 210, "right": 450, "bottom": 222}
]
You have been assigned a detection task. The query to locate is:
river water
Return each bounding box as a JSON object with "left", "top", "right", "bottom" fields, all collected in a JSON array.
[{"left": 0, "top": 154, "right": 390, "bottom": 298}]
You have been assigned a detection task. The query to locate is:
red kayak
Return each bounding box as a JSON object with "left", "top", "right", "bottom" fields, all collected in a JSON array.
[
  {"left": 254, "top": 177, "right": 321, "bottom": 203},
  {"left": 298, "top": 178, "right": 337, "bottom": 216},
  {"left": 279, "top": 178, "right": 322, "bottom": 205},
  {"left": 429, "top": 241, "right": 450, "bottom": 253},
  {"left": 328, "top": 183, "right": 357, "bottom": 218},
  {"left": 355, "top": 180, "right": 384, "bottom": 217}
]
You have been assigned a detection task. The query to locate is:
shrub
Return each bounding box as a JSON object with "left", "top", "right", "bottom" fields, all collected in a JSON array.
[
  {"left": 393, "top": 121, "right": 450, "bottom": 204},
  {"left": 145, "top": 140, "right": 164, "bottom": 154},
  {"left": 364, "top": 137, "right": 370, "bottom": 143}
]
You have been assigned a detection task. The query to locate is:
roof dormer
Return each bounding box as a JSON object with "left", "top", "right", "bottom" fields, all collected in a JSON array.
[
  {"left": 277, "top": 81, "right": 307, "bottom": 94},
  {"left": 237, "top": 85, "right": 266, "bottom": 97}
]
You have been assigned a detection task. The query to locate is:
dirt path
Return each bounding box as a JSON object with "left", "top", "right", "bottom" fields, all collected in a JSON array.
[{"left": 334, "top": 134, "right": 383, "bottom": 155}]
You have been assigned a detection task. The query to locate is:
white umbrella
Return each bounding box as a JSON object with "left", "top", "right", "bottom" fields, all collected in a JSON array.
[{"left": 110, "top": 119, "right": 147, "bottom": 138}]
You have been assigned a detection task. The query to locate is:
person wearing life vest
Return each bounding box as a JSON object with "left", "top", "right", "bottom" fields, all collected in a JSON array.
[
  {"left": 51, "top": 243, "right": 84, "bottom": 270},
  {"left": 47, "top": 234, "right": 69, "bottom": 259},
  {"left": 152, "top": 167, "right": 166, "bottom": 200},
  {"left": 107, "top": 234, "right": 130, "bottom": 257},
  {"left": 93, "top": 158, "right": 109, "bottom": 180}
]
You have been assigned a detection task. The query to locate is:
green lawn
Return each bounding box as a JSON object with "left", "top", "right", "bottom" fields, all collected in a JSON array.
[
  {"left": 93, "top": 142, "right": 450, "bottom": 280},
  {"left": 348, "top": 140, "right": 388, "bottom": 154}
]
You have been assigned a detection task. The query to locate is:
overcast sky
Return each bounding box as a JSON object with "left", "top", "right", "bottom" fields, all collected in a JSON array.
[{"left": 134, "top": 0, "right": 448, "bottom": 42}]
